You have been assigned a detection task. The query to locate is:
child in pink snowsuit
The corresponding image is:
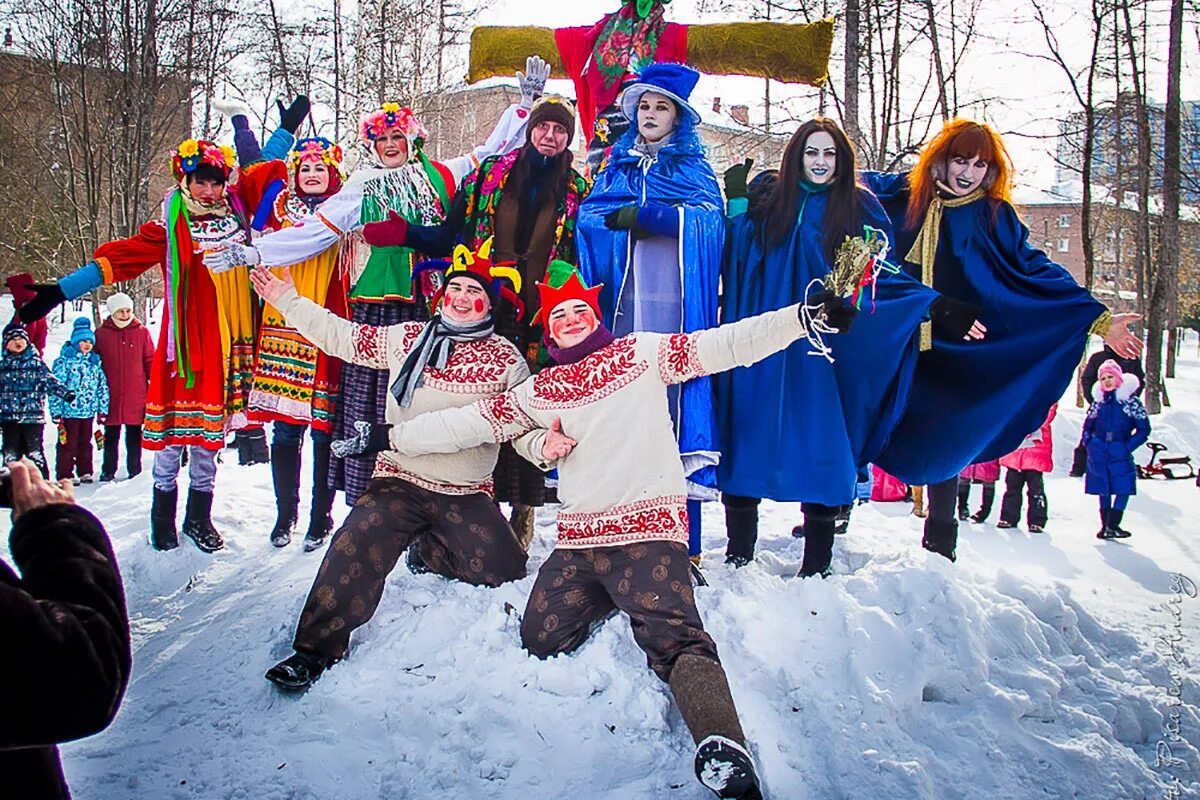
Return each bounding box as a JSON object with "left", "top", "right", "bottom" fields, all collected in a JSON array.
[
  {"left": 957, "top": 459, "right": 1000, "bottom": 522},
  {"left": 998, "top": 404, "right": 1056, "bottom": 532}
]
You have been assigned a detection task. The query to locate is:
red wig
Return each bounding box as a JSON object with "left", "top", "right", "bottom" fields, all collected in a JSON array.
[{"left": 906, "top": 119, "right": 1014, "bottom": 229}]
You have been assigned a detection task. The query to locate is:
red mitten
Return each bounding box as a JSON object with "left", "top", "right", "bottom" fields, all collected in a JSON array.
[{"left": 362, "top": 210, "right": 409, "bottom": 248}]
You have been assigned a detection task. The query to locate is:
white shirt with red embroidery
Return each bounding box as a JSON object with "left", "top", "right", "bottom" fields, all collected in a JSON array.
[
  {"left": 274, "top": 286, "right": 530, "bottom": 496},
  {"left": 390, "top": 304, "right": 807, "bottom": 548}
]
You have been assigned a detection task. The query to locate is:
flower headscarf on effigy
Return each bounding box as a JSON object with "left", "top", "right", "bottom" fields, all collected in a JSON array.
[{"left": 288, "top": 136, "right": 345, "bottom": 196}]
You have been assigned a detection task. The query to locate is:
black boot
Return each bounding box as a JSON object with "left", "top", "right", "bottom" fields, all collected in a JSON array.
[
  {"left": 304, "top": 440, "right": 335, "bottom": 552},
  {"left": 150, "top": 486, "right": 179, "bottom": 551},
  {"left": 695, "top": 736, "right": 764, "bottom": 799},
  {"left": 237, "top": 428, "right": 269, "bottom": 466},
  {"left": 921, "top": 518, "right": 958, "bottom": 561},
  {"left": 797, "top": 511, "right": 835, "bottom": 578},
  {"left": 270, "top": 443, "right": 301, "bottom": 547},
  {"left": 834, "top": 504, "right": 852, "bottom": 535},
  {"left": 265, "top": 650, "right": 330, "bottom": 692},
  {"left": 723, "top": 499, "right": 758, "bottom": 567},
  {"left": 1096, "top": 507, "right": 1118, "bottom": 539},
  {"left": 1109, "top": 508, "right": 1131, "bottom": 538},
  {"left": 957, "top": 481, "right": 971, "bottom": 521},
  {"left": 182, "top": 488, "right": 224, "bottom": 552}
]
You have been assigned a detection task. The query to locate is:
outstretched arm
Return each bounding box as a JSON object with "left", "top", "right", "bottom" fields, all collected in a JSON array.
[
  {"left": 657, "top": 303, "right": 810, "bottom": 385},
  {"left": 391, "top": 391, "right": 539, "bottom": 457}
]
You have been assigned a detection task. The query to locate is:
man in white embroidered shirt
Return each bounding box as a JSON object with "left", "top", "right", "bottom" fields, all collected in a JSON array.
[{"left": 341, "top": 261, "right": 857, "bottom": 800}]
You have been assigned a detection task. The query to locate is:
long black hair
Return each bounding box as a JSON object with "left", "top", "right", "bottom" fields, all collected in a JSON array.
[{"left": 752, "top": 118, "right": 863, "bottom": 262}]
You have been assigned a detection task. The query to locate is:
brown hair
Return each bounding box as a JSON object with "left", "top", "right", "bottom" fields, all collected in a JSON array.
[{"left": 906, "top": 119, "right": 1013, "bottom": 229}]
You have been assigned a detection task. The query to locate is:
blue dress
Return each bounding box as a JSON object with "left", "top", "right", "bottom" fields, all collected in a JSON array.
[
  {"left": 717, "top": 187, "right": 938, "bottom": 505},
  {"left": 578, "top": 120, "right": 724, "bottom": 495},
  {"left": 864, "top": 172, "right": 1107, "bottom": 485}
]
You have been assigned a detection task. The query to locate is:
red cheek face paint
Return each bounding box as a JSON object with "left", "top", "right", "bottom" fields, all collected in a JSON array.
[{"left": 473, "top": 299, "right": 485, "bottom": 313}]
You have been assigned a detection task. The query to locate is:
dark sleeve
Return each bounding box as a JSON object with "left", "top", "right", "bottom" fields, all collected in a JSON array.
[
  {"left": 1081, "top": 351, "right": 1103, "bottom": 400},
  {"left": 1128, "top": 401, "right": 1151, "bottom": 452},
  {"left": 405, "top": 184, "right": 469, "bottom": 257},
  {"left": 0, "top": 504, "right": 131, "bottom": 749}
]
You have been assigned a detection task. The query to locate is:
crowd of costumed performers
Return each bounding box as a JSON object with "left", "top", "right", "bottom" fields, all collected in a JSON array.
[{"left": 13, "top": 48, "right": 1148, "bottom": 800}]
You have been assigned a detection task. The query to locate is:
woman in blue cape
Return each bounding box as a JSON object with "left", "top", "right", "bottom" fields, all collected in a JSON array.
[
  {"left": 577, "top": 63, "right": 724, "bottom": 561},
  {"left": 717, "top": 119, "right": 977, "bottom": 578},
  {"left": 862, "top": 119, "right": 1142, "bottom": 561}
]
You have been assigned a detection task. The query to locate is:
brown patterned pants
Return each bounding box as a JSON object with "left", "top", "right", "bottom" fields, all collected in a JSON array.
[
  {"left": 520, "top": 541, "right": 719, "bottom": 681},
  {"left": 294, "top": 477, "right": 527, "bottom": 660}
]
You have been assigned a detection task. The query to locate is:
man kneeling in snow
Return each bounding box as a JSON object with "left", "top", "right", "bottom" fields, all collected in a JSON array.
[
  {"left": 349, "top": 262, "right": 857, "bottom": 800},
  {"left": 250, "top": 241, "right": 533, "bottom": 691}
]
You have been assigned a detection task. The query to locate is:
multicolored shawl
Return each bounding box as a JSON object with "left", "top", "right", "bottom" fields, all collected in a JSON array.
[{"left": 592, "top": 0, "right": 671, "bottom": 92}]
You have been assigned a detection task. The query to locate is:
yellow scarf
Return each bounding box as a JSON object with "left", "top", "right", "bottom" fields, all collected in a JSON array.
[{"left": 905, "top": 185, "right": 985, "bottom": 350}]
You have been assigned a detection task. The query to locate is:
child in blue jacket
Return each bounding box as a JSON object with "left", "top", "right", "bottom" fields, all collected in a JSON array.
[
  {"left": 50, "top": 318, "right": 109, "bottom": 483},
  {"left": 1, "top": 322, "right": 73, "bottom": 477},
  {"left": 1083, "top": 359, "right": 1151, "bottom": 539}
]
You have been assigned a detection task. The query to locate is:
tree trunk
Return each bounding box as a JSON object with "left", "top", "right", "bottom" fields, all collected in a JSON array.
[
  {"left": 1144, "top": 0, "right": 1183, "bottom": 414},
  {"left": 843, "top": 0, "right": 860, "bottom": 148}
]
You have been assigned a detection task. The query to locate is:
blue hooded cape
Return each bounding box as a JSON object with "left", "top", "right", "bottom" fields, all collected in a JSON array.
[
  {"left": 717, "top": 187, "right": 938, "bottom": 505},
  {"left": 863, "top": 172, "right": 1107, "bottom": 485},
  {"left": 578, "top": 120, "right": 724, "bottom": 494}
]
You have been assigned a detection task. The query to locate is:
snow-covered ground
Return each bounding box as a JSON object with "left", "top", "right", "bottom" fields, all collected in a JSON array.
[{"left": 5, "top": 298, "right": 1200, "bottom": 799}]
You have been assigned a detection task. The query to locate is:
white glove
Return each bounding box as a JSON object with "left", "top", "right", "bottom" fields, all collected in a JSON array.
[
  {"left": 203, "top": 242, "right": 260, "bottom": 273},
  {"left": 517, "top": 55, "right": 551, "bottom": 109}
]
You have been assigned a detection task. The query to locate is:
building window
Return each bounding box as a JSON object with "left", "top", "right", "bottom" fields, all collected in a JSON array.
[
  {"left": 1057, "top": 214, "right": 1071, "bottom": 228},
  {"left": 1057, "top": 238, "right": 1070, "bottom": 253}
]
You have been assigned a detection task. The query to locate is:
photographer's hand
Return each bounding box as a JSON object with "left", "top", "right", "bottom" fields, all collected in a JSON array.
[{"left": 9, "top": 459, "right": 74, "bottom": 520}]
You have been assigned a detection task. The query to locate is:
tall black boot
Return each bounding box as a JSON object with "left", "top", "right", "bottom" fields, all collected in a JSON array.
[
  {"left": 921, "top": 518, "right": 958, "bottom": 561},
  {"left": 1097, "top": 506, "right": 1118, "bottom": 539},
  {"left": 150, "top": 486, "right": 179, "bottom": 551},
  {"left": 182, "top": 488, "right": 224, "bottom": 552},
  {"left": 722, "top": 496, "right": 759, "bottom": 567},
  {"left": 270, "top": 443, "right": 301, "bottom": 547},
  {"left": 304, "top": 440, "right": 335, "bottom": 552},
  {"left": 957, "top": 480, "right": 971, "bottom": 521},
  {"left": 1109, "top": 508, "right": 1131, "bottom": 538},
  {"left": 239, "top": 428, "right": 269, "bottom": 465},
  {"left": 797, "top": 506, "right": 836, "bottom": 578},
  {"left": 669, "top": 654, "right": 761, "bottom": 800}
]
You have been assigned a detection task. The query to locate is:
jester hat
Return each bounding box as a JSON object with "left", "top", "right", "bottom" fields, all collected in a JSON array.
[
  {"left": 532, "top": 261, "right": 604, "bottom": 326},
  {"left": 171, "top": 139, "right": 237, "bottom": 183},
  {"left": 415, "top": 237, "right": 525, "bottom": 319}
]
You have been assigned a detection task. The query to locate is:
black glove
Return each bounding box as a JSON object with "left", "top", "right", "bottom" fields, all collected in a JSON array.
[
  {"left": 331, "top": 420, "right": 393, "bottom": 459},
  {"left": 930, "top": 295, "right": 982, "bottom": 341},
  {"left": 604, "top": 206, "right": 640, "bottom": 231},
  {"left": 723, "top": 158, "right": 754, "bottom": 200},
  {"left": 804, "top": 290, "right": 858, "bottom": 334},
  {"left": 276, "top": 95, "right": 311, "bottom": 134},
  {"left": 17, "top": 282, "right": 66, "bottom": 323},
  {"left": 63, "top": 390, "right": 77, "bottom": 403}
]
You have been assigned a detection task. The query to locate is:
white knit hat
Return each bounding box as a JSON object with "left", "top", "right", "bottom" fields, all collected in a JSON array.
[{"left": 106, "top": 292, "right": 134, "bottom": 315}]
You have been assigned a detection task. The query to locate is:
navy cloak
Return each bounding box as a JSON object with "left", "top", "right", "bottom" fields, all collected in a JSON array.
[
  {"left": 578, "top": 121, "right": 724, "bottom": 495},
  {"left": 863, "top": 172, "right": 1107, "bottom": 485},
  {"left": 716, "top": 187, "right": 938, "bottom": 505}
]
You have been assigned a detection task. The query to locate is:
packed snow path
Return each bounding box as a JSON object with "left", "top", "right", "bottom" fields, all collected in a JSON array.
[{"left": 4, "top": 302, "right": 1200, "bottom": 798}]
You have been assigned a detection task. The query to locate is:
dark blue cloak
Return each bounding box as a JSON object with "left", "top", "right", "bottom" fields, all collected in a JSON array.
[
  {"left": 863, "top": 172, "right": 1107, "bottom": 485},
  {"left": 578, "top": 121, "right": 724, "bottom": 493},
  {"left": 716, "top": 188, "right": 938, "bottom": 505}
]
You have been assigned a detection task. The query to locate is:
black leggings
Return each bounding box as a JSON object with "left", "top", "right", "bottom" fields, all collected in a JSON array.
[{"left": 925, "top": 477, "right": 961, "bottom": 524}]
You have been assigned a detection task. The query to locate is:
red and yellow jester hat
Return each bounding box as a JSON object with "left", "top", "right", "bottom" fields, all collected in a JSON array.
[
  {"left": 531, "top": 261, "right": 604, "bottom": 326},
  {"left": 416, "top": 237, "right": 525, "bottom": 319},
  {"left": 170, "top": 138, "right": 236, "bottom": 183}
]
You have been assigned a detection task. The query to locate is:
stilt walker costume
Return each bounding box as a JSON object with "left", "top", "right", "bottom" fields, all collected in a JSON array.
[
  {"left": 360, "top": 85, "right": 589, "bottom": 549},
  {"left": 861, "top": 120, "right": 1143, "bottom": 561},
  {"left": 577, "top": 63, "right": 724, "bottom": 559},
  {"left": 225, "top": 108, "right": 352, "bottom": 550},
  {"left": 19, "top": 138, "right": 292, "bottom": 553},
  {"left": 379, "top": 264, "right": 857, "bottom": 800},
  {"left": 250, "top": 240, "right": 531, "bottom": 691},
  {"left": 222, "top": 99, "right": 533, "bottom": 506},
  {"left": 716, "top": 120, "right": 954, "bottom": 577}
]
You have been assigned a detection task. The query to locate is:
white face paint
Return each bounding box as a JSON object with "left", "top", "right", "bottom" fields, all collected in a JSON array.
[
  {"left": 802, "top": 131, "right": 838, "bottom": 185},
  {"left": 441, "top": 276, "right": 491, "bottom": 324},
  {"left": 374, "top": 130, "right": 409, "bottom": 168},
  {"left": 944, "top": 155, "right": 989, "bottom": 195},
  {"left": 636, "top": 91, "right": 678, "bottom": 143}
]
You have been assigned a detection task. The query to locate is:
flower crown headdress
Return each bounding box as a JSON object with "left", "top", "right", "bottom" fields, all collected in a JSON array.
[
  {"left": 171, "top": 139, "right": 236, "bottom": 182},
  {"left": 289, "top": 136, "right": 345, "bottom": 176},
  {"left": 359, "top": 102, "right": 428, "bottom": 149}
]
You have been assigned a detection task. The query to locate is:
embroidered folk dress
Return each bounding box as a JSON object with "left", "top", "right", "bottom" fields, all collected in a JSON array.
[
  {"left": 84, "top": 193, "right": 258, "bottom": 450},
  {"left": 241, "top": 159, "right": 348, "bottom": 432},
  {"left": 253, "top": 104, "right": 531, "bottom": 503},
  {"left": 388, "top": 304, "right": 806, "bottom": 548}
]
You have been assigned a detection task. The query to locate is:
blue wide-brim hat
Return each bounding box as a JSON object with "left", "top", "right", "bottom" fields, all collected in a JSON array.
[{"left": 620, "top": 63, "right": 702, "bottom": 126}]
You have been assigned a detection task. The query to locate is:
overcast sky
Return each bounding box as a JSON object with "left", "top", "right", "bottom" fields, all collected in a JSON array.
[{"left": 470, "top": 0, "right": 1198, "bottom": 191}]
